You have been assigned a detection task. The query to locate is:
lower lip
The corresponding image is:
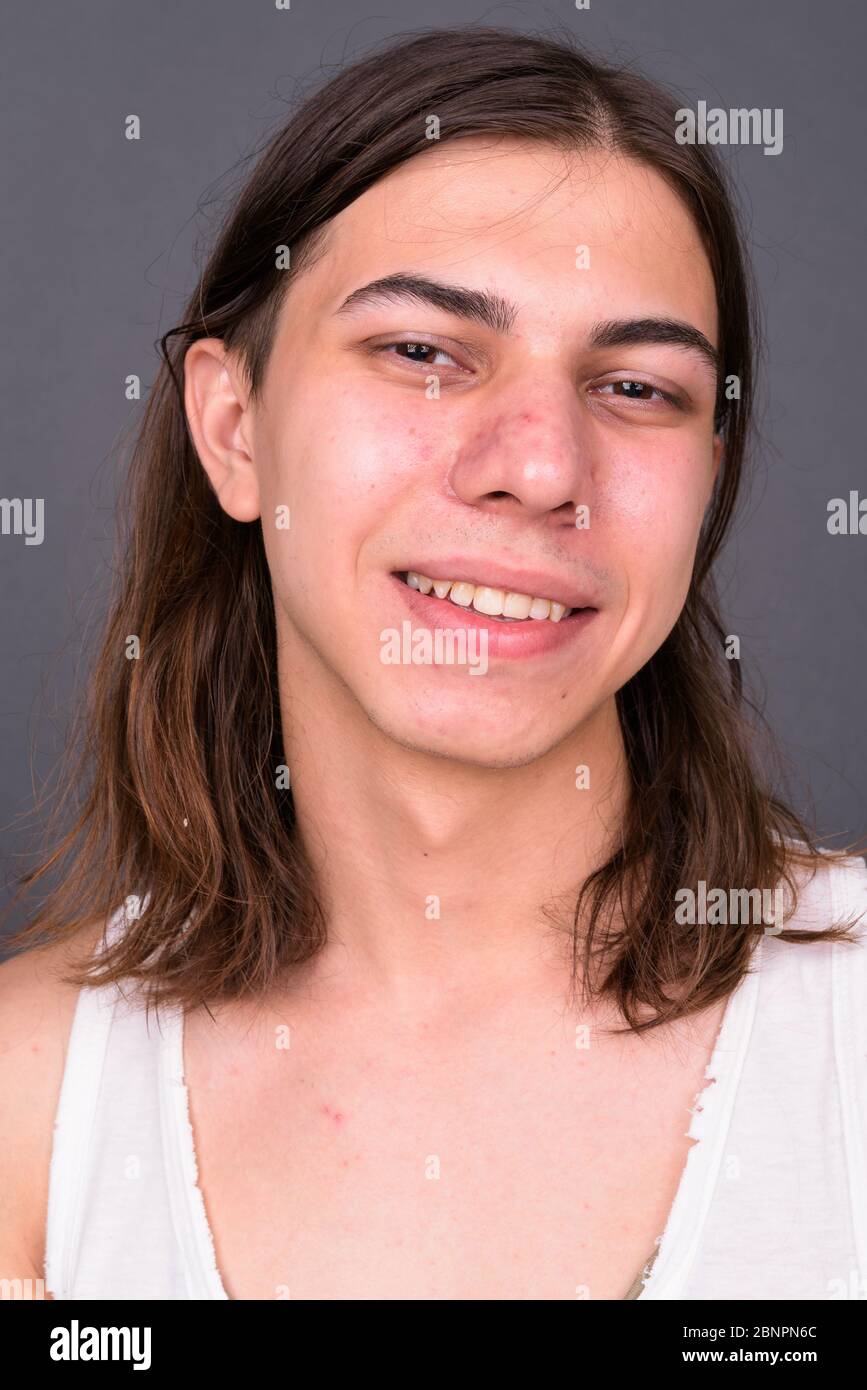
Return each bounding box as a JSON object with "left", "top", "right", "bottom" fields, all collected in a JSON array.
[{"left": 390, "top": 574, "right": 598, "bottom": 660}]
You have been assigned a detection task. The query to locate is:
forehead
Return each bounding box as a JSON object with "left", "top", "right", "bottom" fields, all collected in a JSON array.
[{"left": 284, "top": 137, "right": 718, "bottom": 342}]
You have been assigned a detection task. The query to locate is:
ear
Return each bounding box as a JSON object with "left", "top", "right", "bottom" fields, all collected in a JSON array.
[{"left": 183, "top": 338, "right": 261, "bottom": 522}]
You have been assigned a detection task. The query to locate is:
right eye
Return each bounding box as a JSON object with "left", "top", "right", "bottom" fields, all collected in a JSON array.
[{"left": 379, "top": 340, "right": 462, "bottom": 368}]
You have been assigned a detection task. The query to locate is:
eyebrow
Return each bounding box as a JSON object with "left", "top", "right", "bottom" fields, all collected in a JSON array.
[
  {"left": 335, "top": 272, "right": 720, "bottom": 376},
  {"left": 336, "top": 272, "right": 517, "bottom": 334},
  {"left": 590, "top": 317, "right": 719, "bottom": 375}
]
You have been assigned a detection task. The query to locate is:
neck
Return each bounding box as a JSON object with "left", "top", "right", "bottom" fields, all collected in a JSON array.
[{"left": 280, "top": 654, "right": 630, "bottom": 1021}]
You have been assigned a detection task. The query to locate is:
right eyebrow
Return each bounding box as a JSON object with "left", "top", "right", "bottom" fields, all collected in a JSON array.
[{"left": 334, "top": 272, "right": 518, "bottom": 335}]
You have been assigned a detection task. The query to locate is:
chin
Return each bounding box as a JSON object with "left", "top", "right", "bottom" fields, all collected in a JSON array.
[{"left": 362, "top": 691, "right": 568, "bottom": 769}]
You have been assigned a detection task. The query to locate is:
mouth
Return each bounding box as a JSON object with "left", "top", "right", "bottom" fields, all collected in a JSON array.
[{"left": 392, "top": 571, "right": 593, "bottom": 624}]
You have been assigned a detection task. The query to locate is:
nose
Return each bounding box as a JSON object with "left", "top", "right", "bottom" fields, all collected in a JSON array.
[{"left": 447, "top": 372, "right": 594, "bottom": 524}]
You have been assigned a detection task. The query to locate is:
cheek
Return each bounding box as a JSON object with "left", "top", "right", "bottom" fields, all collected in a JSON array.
[
  {"left": 283, "top": 382, "right": 440, "bottom": 504},
  {"left": 603, "top": 443, "right": 708, "bottom": 542},
  {"left": 257, "top": 384, "right": 441, "bottom": 594},
  {"left": 600, "top": 448, "right": 711, "bottom": 619}
]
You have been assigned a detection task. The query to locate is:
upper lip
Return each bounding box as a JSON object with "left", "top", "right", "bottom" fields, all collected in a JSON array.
[{"left": 393, "top": 558, "right": 600, "bottom": 611}]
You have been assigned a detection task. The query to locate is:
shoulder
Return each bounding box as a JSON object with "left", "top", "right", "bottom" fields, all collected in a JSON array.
[
  {"left": 776, "top": 841, "right": 867, "bottom": 937},
  {"left": 755, "top": 849, "right": 867, "bottom": 1043},
  {"left": 0, "top": 921, "right": 107, "bottom": 1284},
  {"left": 824, "top": 849, "right": 867, "bottom": 922}
]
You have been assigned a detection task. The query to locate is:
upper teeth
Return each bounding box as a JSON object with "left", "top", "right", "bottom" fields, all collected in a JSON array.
[{"left": 404, "top": 572, "right": 571, "bottom": 622}]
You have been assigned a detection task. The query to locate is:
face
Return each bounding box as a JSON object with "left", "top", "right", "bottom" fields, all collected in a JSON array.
[{"left": 186, "top": 138, "right": 723, "bottom": 767}]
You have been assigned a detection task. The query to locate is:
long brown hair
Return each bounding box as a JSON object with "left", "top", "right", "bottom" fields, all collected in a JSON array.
[{"left": 6, "top": 25, "right": 864, "bottom": 1030}]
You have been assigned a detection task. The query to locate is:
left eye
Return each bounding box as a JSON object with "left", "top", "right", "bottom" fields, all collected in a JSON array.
[
  {"left": 598, "top": 380, "right": 667, "bottom": 402},
  {"left": 383, "top": 341, "right": 460, "bottom": 368}
]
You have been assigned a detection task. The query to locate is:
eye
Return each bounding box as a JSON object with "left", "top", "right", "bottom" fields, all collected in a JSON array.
[
  {"left": 379, "top": 340, "right": 463, "bottom": 369},
  {"left": 595, "top": 379, "right": 679, "bottom": 405}
]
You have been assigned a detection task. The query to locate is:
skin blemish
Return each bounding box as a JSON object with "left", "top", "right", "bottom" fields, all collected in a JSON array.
[
  {"left": 690, "top": 1074, "right": 717, "bottom": 1116},
  {"left": 321, "top": 1102, "right": 346, "bottom": 1126}
]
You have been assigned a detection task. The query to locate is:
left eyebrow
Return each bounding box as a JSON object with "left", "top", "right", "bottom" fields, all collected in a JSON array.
[
  {"left": 335, "top": 273, "right": 719, "bottom": 376},
  {"left": 589, "top": 317, "right": 720, "bottom": 377}
]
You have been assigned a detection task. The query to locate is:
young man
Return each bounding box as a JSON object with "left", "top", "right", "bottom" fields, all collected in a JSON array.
[{"left": 2, "top": 27, "right": 865, "bottom": 1302}]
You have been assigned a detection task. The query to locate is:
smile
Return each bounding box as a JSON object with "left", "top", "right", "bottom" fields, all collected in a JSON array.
[{"left": 398, "top": 571, "right": 577, "bottom": 623}]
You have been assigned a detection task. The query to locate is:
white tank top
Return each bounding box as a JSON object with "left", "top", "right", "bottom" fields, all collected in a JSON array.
[{"left": 44, "top": 853, "right": 867, "bottom": 1301}]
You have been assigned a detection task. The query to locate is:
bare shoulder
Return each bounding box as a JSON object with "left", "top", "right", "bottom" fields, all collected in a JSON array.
[{"left": 0, "top": 921, "right": 106, "bottom": 1286}]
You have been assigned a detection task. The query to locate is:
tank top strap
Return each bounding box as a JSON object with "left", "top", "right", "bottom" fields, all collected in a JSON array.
[
  {"left": 829, "top": 854, "right": 867, "bottom": 1291},
  {"left": 44, "top": 895, "right": 197, "bottom": 1300},
  {"left": 44, "top": 899, "right": 135, "bottom": 1299}
]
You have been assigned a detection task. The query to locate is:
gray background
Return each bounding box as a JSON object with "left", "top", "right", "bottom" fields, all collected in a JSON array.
[{"left": 1, "top": 0, "right": 865, "bottom": 945}]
